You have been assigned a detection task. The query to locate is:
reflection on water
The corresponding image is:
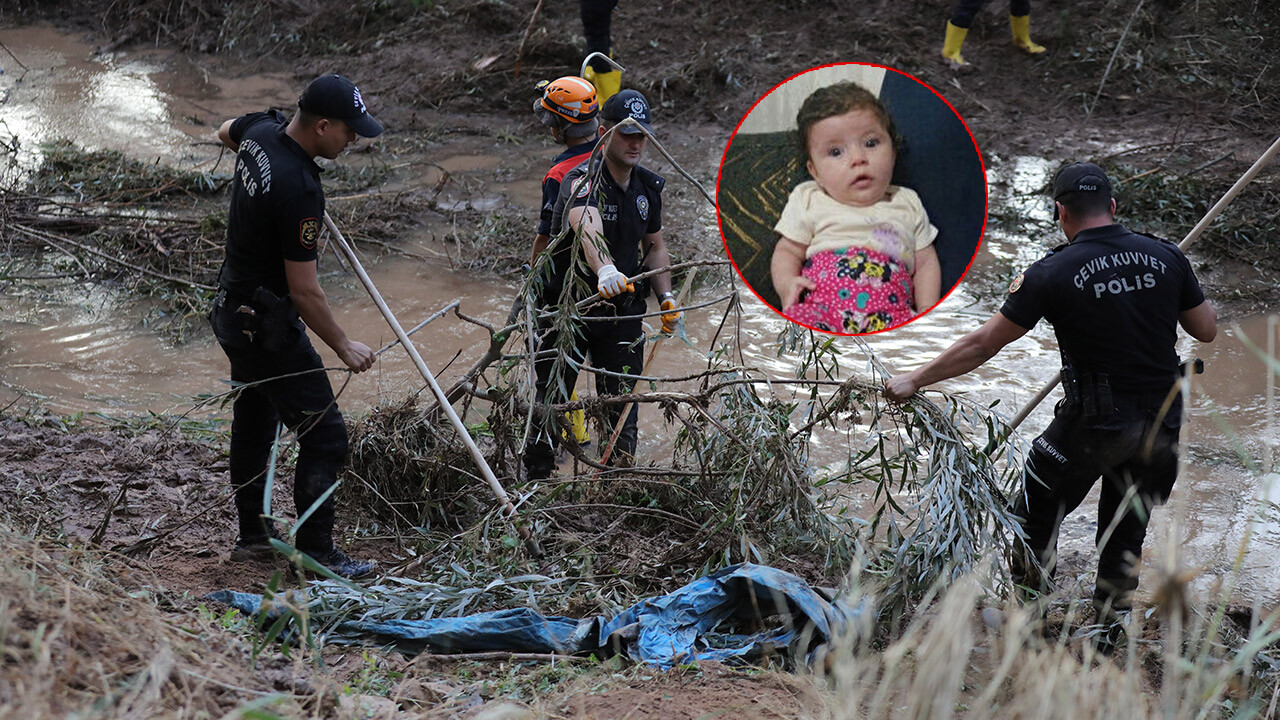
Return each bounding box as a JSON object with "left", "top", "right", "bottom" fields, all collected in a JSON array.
[
  {"left": 0, "top": 24, "right": 299, "bottom": 179},
  {"left": 1, "top": 25, "right": 1277, "bottom": 606},
  {"left": 0, "top": 27, "right": 191, "bottom": 174}
]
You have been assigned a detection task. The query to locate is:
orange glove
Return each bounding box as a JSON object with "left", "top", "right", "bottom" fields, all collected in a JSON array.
[{"left": 659, "top": 293, "right": 680, "bottom": 334}]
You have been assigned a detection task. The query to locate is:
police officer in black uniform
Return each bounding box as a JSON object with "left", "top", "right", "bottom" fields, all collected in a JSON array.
[
  {"left": 522, "top": 89, "right": 681, "bottom": 480},
  {"left": 884, "top": 162, "right": 1217, "bottom": 630},
  {"left": 210, "top": 74, "right": 383, "bottom": 578}
]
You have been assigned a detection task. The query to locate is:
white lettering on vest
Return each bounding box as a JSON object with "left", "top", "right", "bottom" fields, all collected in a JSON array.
[{"left": 1093, "top": 272, "right": 1157, "bottom": 298}]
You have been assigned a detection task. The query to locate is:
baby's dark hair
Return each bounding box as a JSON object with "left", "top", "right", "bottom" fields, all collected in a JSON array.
[{"left": 796, "top": 81, "right": 901, "bottom": 160}]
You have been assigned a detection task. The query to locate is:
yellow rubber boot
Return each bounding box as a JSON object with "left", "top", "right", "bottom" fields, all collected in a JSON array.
[
  {"left": 584, "top": 67, "right": 622, "bottom": 104},
  {"left": 941, "top": 21, "right": 969, "bottom": 68},
  {"left": 562, "top": 390, "right": 590, "bottom": 446},
  {"left": 1011, "top": 15, "right": 1047, "bottom": 54}
]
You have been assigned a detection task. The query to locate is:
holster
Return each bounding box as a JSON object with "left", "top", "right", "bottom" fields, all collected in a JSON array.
[
  {"left": 250, "top": 286, "right": 298, "bottom": 352},
  {"left": 1061, "top": 366, "right": 1113, "bottom": 420},
  {"left": 631, "top": 266, "right": 652, "bottom": 301},
  {"left": 1060, "top": 366, "right": 1081, "bottom": 406}
]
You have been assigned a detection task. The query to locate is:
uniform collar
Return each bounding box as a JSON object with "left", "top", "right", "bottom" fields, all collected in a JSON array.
[
  {"left": 554, "top": 138, "right": 598, "bottom": 164},
  {"left": 1070, "top": 223, "right": 1127, "bottom": 244},
  {"left": 589, "top": 156, "right": 647, "bottom": 193},
  {"left": 278, "top": 126, "right": 324, "bottom": 176}
]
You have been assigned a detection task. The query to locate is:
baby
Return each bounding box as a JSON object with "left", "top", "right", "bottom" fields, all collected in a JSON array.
[{"left": 770, "top": 81, "right": 941, "bottom": 334}]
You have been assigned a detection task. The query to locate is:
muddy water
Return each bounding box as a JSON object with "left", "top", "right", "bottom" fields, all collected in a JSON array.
[
  {"left": 0, "top": 25, "right": 308, "bottom": 175},
  {"left": 2, "top": 27, "right": 1277, "bottom": 604}
]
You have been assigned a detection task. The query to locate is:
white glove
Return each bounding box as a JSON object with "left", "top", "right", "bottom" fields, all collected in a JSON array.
[{"left": 595, "top": 263, "right": 633, "bottom": 299}]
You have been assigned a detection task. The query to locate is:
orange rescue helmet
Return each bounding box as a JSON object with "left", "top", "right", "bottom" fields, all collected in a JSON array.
[{"left": 535, "top": 76, "right": 599, "bottom": 123}]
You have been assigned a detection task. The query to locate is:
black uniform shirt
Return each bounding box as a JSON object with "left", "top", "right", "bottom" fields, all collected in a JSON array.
[
  {"left": 218, "top": 111, "right": 324, "bottom": 299},
  {"left": 1000, "top": 224, "right": 1205, "bottom": 391},
  {"left": 540, "top": 159, "right": 663, "bottom": 303}
]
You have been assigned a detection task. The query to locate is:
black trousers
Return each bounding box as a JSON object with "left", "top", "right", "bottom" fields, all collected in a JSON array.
[
  {"left": 210, "top": 299, "right": 348, "bottom": 553},
  {"left": 950, "top": 0, "right": 1032, "bottom": 28},
  {"left": 1011, "top": 398, "right": 1180, "bottom": 610},
  {"left": 581, "top": 0, "right": 619, "bottom": 72},
  {"left": 523, "top": 307, "right": 643, "bottom": 480}
]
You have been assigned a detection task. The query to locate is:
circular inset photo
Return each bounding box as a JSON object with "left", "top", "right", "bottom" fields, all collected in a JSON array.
[{"left": 716, "top": 63, "right": 987, "bottom": 335}]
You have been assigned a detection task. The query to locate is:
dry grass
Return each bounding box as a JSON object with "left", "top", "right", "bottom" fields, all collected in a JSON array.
[
  {"left": 0, "top": 524, "right": 315, "bottom": 719},
  {"left": 820, "top": 571, "right": 1280, "bottom": 720}
]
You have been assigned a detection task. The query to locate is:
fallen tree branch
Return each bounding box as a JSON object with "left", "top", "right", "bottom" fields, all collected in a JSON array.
[{"left": 12, "top": 222, "right": 216, "bottom": 291}]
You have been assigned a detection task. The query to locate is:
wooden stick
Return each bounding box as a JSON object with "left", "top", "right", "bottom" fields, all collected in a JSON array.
[
  {"left": 1176, "top": 134, "right": 1280, "bottom": 252},
  {"left": 1085, "top": 0, "right": 1145, "bottom": 119},
  {"left": 322, "top": 212, "right": 541, "bottom": 557},
  {"left": 1007, "top": 133, "right": 1280, "bottom": 431},
  {"left": 1267, "top": 315, "right": 1276, "bottom": 474},
  {"left": 598, "top": 269, "right": 697, "bottom": 466},
  {"left": 372, "top": 300, "right": 460, "bottom": 357},
  {"left": 512, "top": 0, "right": 545, "bottom": 78}
]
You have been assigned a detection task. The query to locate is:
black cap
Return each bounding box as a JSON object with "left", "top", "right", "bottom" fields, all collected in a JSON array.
[
  {"left": 600, "top": 89, "right": 653, "bottom": 136},
  {"left": 1051, "top": 161, "right": 1111, "bottom": 219},
  {"left": 298, "top": 74, "right": 384, "bottom": 138}
]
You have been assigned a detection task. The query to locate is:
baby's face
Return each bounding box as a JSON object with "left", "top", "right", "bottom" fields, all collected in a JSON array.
[{"left": 805, "top": 108, "right": 895, "bottom": 208}]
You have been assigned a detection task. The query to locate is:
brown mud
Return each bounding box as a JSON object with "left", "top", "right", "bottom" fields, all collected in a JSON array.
[{"left": 8, "top": 0, "right": 1280, "bottom": 291}]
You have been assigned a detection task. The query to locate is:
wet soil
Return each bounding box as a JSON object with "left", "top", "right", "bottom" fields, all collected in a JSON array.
[
  {"left": 0, "top": 412, "right": 836, "bottom": 717},
  {"left": 8, "top": 0, "right": 1279, "bottom": 288},
  {"left": 0, "top": 416, "right": 275, "bottom": 598}
]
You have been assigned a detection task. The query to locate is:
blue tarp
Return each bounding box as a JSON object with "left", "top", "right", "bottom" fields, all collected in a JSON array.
[{"left": 209, "top": 563, "right": 863, "bottom": 668}]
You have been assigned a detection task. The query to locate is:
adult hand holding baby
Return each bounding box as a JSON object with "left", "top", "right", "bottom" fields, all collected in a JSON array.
[
  {"left": 779, "top": 274, "right": 817, "bottom": 311},
  {"left": 771, "top": 235, "right": 816, "bottom": 312}
]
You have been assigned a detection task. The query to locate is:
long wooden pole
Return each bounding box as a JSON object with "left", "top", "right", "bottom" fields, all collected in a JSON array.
[
  {"left": 322, "top": 212, "right": 540, "bottom": 556},
  {"left": 598, "top": 269, "right": 697, "bottom": 467},
  {"left": 1007, "top": 134, "right": 1280, "bottom": 431}
]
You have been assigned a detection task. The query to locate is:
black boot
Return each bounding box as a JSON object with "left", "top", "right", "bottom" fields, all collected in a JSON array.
[
  {"left": 306, "top": 547, "right": 377, "bottom": 579},
  {"left": 230, "top": 521, "right": 282, "bottom": 562}
]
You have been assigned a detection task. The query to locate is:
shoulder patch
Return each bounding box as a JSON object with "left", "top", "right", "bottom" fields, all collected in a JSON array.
[
  {"left": 575, "top": 180, "right": 591, "bottom": 199},
  {"left": 299, "top": 217, "right": 319, "bottom": 250},
  {"left": 1008, "top": 272, "right": 1025, "bottom": 294}
]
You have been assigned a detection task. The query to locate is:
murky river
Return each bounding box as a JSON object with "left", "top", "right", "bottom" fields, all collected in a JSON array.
[{"left": 1, "top": 26, "right": 1276, "bottom": 605}]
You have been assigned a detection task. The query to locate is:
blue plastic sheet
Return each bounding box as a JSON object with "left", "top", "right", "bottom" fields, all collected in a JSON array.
[{"left": 208, "top": 563, "right": 860, "bottom": 668}]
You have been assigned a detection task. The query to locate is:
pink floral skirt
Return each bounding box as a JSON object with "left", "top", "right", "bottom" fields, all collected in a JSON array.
[{"left": 784, "top": 247, "right": 915, "bottom": 334}]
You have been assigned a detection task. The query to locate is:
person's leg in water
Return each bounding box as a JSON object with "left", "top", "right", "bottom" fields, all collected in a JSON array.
[{"left": 524, "top": 322, "right": 588, "bottom": 480}]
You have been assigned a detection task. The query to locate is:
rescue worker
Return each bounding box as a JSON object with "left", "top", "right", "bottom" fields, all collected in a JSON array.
[
  {"left": 581, "top": 0, "right": 621, "bottom": 102},
  {"left": 210, "top": 74, "right": 382, "bottom": 578},
  {"left": 531, "top": 75, "right": 601, "bottom": 446},
  {"left": 941, "top": 0, "right": 1047, "bottom": 69},
  {"left": 884, "top": 162, "right": 1217, "bottom": 639},
  {"left": 522, "top": 89, "right": 681, "bottom": 480},
  {"left": 532, "top": 76, "right": 601, "bottom": 264}
]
